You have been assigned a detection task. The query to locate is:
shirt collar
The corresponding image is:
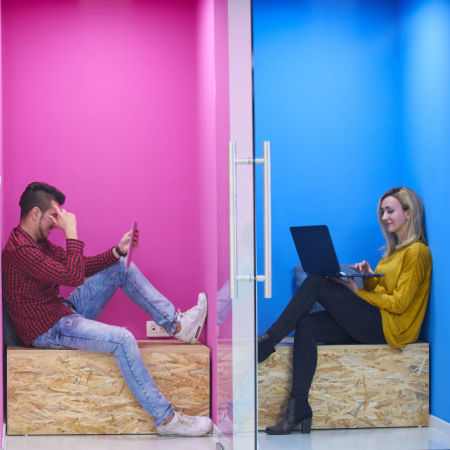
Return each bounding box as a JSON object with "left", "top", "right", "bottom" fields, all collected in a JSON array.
[{"left": 16, "top": 226, "right": 41, "bottom": 246}]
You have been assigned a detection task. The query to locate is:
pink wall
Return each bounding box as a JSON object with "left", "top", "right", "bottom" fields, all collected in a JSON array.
[
  {"left": 2, "top": 0, "right": 232, "bottom": 429},
  {"left": 197, "top": 0, "right": 219, "bottom": 422},
  {"left": 0, "top": 3, "right": 3, "bottom": 445},
  {"left": 2, "top": 0, "right": 205, "bottom": 339},
  {"left": 1, "top": 0, "right": 234, "bottom": 433},
  {"left": 196, "top": 0, "right": 230, "bottom": 423},
  {"left": 214, "top": 0, "right": 233, "bottom": 429}
]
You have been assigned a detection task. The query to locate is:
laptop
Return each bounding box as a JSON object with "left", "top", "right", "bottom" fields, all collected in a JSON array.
[
  {"left": 125, "top": 221, "right": 137, "bottom": 268},
  {"left": 289, "top": 225, "right": 383, "bottom": 278}
]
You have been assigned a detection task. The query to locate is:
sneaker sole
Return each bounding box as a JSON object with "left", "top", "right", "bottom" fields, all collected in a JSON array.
[
  {"left": 189, "top": 293, "right": 208, "bottom": 344},
  {"left": 157, "top": 421, "right": 212, "bottom": 437}
]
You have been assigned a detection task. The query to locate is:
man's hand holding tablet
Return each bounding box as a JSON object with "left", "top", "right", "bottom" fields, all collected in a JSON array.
[
  {"left": 126, "top": 221, "right": 138, "bottom": 268},
  {"left": 114, "top": 222, "right": 139, "bottom": 266}
]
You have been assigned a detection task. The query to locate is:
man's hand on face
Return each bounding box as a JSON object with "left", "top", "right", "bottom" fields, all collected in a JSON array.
[{"left": 51, "top": 205, "right": 78, "bottom": 240}]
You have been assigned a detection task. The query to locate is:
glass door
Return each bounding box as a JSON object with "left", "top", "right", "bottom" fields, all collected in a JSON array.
[{"left": 216, "top": 1, "right": 271, "bottom": 447}]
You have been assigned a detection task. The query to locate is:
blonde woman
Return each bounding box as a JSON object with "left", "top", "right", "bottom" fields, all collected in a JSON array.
[{"left": 258, "top": 187, "right": 432, "bottom": 435}]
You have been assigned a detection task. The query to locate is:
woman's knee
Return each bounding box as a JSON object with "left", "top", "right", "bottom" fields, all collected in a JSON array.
[
  {"left": 296, "top": 274, "right": 328, "bottom": 298},
  {"left": 305, "top": 273, "right": 339, "bottom": 298},
  {"left": 295, "top": 315, "right": 316, "bottom": 336},
  {"left": 305, "top": 274, "right": 327, "bottom": 286}
]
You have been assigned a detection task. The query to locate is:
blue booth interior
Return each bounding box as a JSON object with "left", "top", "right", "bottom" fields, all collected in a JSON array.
[{"left": 253, "top": 0, "right": 450, "bottom": 423}]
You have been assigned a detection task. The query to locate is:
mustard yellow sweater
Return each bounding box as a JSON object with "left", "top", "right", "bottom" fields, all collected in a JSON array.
[{"left": 357, "top": 242, "right": 432, "bottom": 348}]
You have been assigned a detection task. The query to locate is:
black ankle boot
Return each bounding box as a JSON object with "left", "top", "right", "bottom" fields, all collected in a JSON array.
[
  {"left": 258, "top": 333, "right": 276, "bottom": 363},
  {"left": 265, "top": 398, "right": 312, "bottom": 435}
]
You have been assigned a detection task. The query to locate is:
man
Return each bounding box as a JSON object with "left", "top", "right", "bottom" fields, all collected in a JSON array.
[{"left": 2, "top": 182, "right": 212, "bottom": 436}]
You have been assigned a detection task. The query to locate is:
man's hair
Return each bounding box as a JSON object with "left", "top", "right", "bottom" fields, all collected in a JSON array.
[{"left": 19, "top": 182, "right": 65, "bottom": 219}]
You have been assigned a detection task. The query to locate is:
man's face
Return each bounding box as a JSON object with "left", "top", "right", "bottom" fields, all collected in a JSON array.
[{"left": 36, "top": 200, "right": 59, "bottom": 240}]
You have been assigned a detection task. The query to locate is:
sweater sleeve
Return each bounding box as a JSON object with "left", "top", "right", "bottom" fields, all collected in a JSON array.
[
  {"left": 362, "top": 274, "right": 381, "bottom": 291},
  {"left": 12, "top": 239, "right": 85, "bottom": 286},
  {"left": 357, "top": 246, "right": 430, "bottom": 315}
]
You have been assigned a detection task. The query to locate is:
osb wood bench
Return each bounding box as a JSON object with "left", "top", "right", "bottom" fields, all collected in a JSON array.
[
  {"left": 258, "top": 339, "right": 429, "bottom": 430},
  {"left": 7, "top": 340, "right": 210, "bottom": 435}
]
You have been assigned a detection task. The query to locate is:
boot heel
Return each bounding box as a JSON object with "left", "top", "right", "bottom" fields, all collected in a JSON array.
[{"left": 300, "top": 417, "right": 312, "bottom": 434}]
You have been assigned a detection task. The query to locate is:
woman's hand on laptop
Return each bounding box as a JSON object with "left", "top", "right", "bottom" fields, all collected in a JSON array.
[{"left": 349, "top": 260, "right": 374, "bottom": 274}]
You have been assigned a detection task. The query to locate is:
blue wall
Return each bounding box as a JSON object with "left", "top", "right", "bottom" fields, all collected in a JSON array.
[
  {"left": 253, "top": 0, "right": 402, "bottom": 331},
  {"left": 253, "top": 0, "right": 450, "bottom": 422},
  {"left": 399, "top": 0, "right": 450, "bottom": 423}
]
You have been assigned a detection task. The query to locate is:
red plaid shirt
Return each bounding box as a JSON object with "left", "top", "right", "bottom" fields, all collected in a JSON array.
[{"left": 2, "top": 226, "right": 118, "bottom": 346}]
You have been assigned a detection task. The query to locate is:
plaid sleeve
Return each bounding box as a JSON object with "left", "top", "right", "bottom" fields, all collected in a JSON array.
[
  {"left": 45, "top": 239, "right": 68, "bottom": 263},
  {"left": 12, "top": 239, "right": 85, "bottom": 287},
  {"left": 84, "top": 248, "right": 119, "bottom": 278}
]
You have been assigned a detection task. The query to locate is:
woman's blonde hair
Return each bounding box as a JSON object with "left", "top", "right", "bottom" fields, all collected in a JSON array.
[{"left": 378, "top": 186, "right": 427, "bottom": 258}]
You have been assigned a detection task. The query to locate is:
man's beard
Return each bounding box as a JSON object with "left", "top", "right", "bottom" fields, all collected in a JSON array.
[{"left": 37, "top": 220, "right": 51, "bottom": 240}]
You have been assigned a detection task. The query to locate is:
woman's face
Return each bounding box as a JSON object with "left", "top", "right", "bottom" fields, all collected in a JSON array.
[{"left": 380, "top": 195, "right": 410, "bottom": 241}]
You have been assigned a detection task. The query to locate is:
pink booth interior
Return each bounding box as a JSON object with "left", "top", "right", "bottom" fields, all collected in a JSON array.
[{"left": 0, "top": 0, "right": 231, "bottom": 439}]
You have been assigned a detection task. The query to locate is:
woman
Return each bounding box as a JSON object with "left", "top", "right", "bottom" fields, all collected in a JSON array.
[{"left": 258, "top": 186, "right": 432, "bottom": 435}]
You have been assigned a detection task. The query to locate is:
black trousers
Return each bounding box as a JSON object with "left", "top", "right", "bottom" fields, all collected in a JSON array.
[{"left": 267, "top": 275, "right": 386, "bottom": 398}]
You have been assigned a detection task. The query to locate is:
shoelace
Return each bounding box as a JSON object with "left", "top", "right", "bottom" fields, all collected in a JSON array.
[
  {"left": 178, "top": 414, "right": 196, "bottom": 427},
  {"left": 178, "top": 305, "right": 197, "bottom": 321}
]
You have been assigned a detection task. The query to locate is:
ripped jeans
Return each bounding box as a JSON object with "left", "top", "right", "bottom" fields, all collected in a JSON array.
[{"left": 32, "top": 258, "right": 179, "bottom": 425}]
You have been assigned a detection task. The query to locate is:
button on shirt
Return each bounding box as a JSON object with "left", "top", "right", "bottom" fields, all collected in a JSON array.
[{"left": 2, "top": 226, "right": 118, "bottom": 346}]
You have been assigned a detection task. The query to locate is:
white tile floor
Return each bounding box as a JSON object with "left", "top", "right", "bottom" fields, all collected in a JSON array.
[
  {"left": 258, "top": 416, "right": 450, "bottom": 450},
  {"left": 4, "top": 417, "right": 450, "bottom": 450}
]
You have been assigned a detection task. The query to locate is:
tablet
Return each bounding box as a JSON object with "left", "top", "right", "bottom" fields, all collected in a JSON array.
[{"left": 125, "top": 221, "right": 137, "bottom": 268}]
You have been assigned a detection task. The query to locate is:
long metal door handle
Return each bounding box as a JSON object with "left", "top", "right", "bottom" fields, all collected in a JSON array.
[
  {"left": 229, "top": 141, "right": 272, "bottom": 299},
  {"left": 229, "top": 142, "right": 238, "bottom": 299},
  {"left": 262, "top": 141, "right": 272, "bottom": 298}
]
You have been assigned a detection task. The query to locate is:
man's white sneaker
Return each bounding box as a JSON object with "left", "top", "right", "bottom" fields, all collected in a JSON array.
[
  {"left": 156, "top": 411, "right": 212, "bottom": 436},
  {"left": 174, "top": 292, "right": 207, "bottom": 344}
]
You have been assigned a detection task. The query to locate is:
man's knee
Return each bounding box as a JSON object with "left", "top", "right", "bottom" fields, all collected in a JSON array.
[
  {"left": 110, "top": 325, "right": 136, "bottom": 347},
  {"left": 117, "top": 327, "right": 135, "bottom": 343},
  {"left": 118, "top": 259, "right": 139, "bottom": 277},
  {"left": 109, "top": 257, "right": 130, "bottom": 284},
  {"left": 92, "top": 258, "right": 126, "bottom": 281},
  {"left": 112, "top": 327, "right": 139, "bottom": 355},
  {"left": 116, "top": 257, "right": 127, "bottom": 271}
]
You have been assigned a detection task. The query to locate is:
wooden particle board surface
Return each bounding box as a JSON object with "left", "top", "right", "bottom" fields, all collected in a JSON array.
[
  {"left": 7, "top": 340, "right": 210, "bottom": 435},
  {"left": 258, "top": 341, "right": 429, "bottom": 430}
]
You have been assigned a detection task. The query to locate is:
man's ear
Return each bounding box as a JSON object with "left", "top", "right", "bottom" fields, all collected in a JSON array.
[{"left": 30, "top": 207, "right": 42, "bottom": 222}]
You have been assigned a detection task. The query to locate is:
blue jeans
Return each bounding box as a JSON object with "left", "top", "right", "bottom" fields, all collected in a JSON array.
[{"left": 32, "top": 258, "right": 179, "bottom": 425}]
